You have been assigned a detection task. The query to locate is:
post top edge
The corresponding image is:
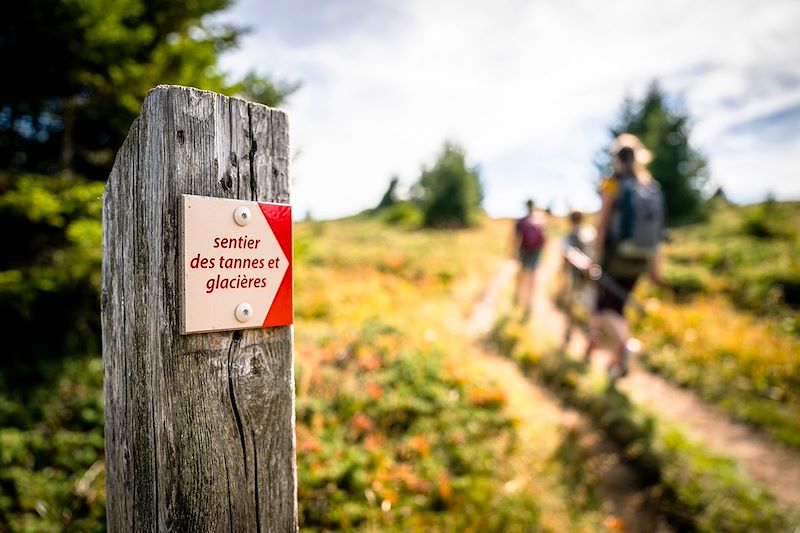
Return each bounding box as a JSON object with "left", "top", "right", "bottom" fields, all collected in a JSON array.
[{"left": 144, "top": 84, "right": 285, "bottom": 114}]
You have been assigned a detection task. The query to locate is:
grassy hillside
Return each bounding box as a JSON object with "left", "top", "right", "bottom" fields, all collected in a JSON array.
[
  {"left": 2, "top": 201, "right": 796, "bottom": 530},
  {"left": 1, "top": 216, "right": 612, "bottom": 532},
  {"left": 292, "top": 216, "right": 607, "bottom": 531},
  {"left": 633, "top": 200, "right": 800, "bottom": 447}
]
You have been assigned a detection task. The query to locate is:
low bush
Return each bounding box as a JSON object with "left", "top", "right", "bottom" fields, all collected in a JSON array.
[
  {"left": 0, "top": 357, "right": 106, "bottom": 531},
  {"left": 380, "top": 202, "right": 423, "bottom": 228},
  {"left": 295, "top": 321, "right": 544, "bottom": 531}
]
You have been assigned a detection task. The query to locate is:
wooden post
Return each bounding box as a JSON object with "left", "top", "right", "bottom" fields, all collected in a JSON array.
[{"left": 101, "top": 85, "right": 297, "bottom": 532}]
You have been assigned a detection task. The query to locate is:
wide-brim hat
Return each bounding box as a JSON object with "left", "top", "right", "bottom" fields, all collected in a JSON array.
[{"left": 610, "top": 133, "right": 653, "bottom": 165}]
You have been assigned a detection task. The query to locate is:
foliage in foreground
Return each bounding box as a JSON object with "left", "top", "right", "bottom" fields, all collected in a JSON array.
[
  {"left": 0, "top": 358, "right": 105, "bottom": 531},
  {"left": 295, "top": 320, "right": 541, "bottom": 531}
]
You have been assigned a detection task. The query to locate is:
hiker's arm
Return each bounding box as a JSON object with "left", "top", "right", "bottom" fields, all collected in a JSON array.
[
  {"left": 650, "top": 252, "right": 663, "bottom": 284},
  {"left": 510, "top": 226, "right": 521, "bottom": 258},
  {"left": 593, "top": 187, "right": 616, "bottom": 258}
]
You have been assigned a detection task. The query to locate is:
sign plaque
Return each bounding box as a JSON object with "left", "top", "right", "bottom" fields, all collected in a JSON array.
[{"left": 180, "top": 194, "right": 292, "bottom": 334}]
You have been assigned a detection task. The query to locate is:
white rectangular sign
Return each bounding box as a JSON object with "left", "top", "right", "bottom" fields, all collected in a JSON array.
[{"left": 180, "top": 194, "right": 293, "bottom": 334}]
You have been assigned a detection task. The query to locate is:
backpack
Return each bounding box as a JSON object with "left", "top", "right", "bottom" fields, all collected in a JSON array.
[
  {"left": 518, "top": 217, "right": 545, "bottom": 252},
  {"left": 606, "top": 177, "right": 664, "bottom": 277}
]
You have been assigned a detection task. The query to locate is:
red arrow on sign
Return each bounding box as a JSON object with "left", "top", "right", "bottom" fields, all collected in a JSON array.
[{"left": 260, "top": 202, "right": 293, "bottom": 328}]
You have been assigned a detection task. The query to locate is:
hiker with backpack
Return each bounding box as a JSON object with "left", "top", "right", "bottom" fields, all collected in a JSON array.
[
  {"left": 512, "top": 199, "right": 546, "bottom": 320},
  {"left": 589, "top": 134, "right": 664, "bottom": 380},
  {"left": 561, "top": 210, "right": 596, "bottom": 345}
]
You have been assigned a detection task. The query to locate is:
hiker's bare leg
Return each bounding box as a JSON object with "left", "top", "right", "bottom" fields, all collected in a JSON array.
[
  {"left": 515, "top": 269, "right": 534, "bottom": 318},
  {"left": 564, "top": 279, "right": 576, "bottom": 343},
  {"left": 564, "top": 292, "right": 574, "bottom": 344},
  {"left": 599, "top": 310, "right": 629, "bottom": 363},
  {"left": 585, "top": 311, "right": 600, "bottom": 360},
  {"left": 528, "top": 270, "right": 536, "bottom": 311},
  {"left": 515, "top": 266, "right": 527, "bottom": 308}
]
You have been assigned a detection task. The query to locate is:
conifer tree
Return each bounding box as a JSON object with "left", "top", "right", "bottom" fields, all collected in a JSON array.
[{"left": 602, "top": 81, "right": 708, "bottom": 224}]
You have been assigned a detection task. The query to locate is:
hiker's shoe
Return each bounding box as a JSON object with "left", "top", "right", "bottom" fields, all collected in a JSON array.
[
  {"left": 608, "top": 362, "right": 625, "bottom": 382},
  {"left": 619, "top": 346, "right": 630, "bottom": 376}
]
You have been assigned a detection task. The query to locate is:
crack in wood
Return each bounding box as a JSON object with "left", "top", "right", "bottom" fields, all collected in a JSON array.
[
  {"left": 248, "top": 104, "right": 257, "bottom": 202},
  {"left": 227, "top": 331, "right": 249, "bottom": 482}
]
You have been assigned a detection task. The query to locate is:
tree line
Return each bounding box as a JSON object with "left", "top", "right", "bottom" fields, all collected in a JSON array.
[{"left": 378, "top": 82, "right": 708, "bottom": 229}]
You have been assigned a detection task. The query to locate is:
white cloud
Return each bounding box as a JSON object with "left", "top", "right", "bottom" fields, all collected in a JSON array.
[{"left": 218, "top": 0, "right": 800, "bottom": 218}]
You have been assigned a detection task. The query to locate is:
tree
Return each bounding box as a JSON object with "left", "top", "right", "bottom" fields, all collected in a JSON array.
[
  {"left": 417, "top": 143, "right": 483, "bottom": 228},
  {"left": 376, "top": 175, "right": 400, "bottom": 209},
  {"left": 0, "top": 0, "right": 297, "bottom": 370},
  {"left": 601, "top": 81, "right": 708, "bottom": 224},
  {"left": 0, "top": 0, "right": 297, "bottom": 180}
]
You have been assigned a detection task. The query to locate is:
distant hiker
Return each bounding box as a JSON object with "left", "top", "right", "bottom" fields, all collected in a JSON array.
[
  {"left": 590, "top": 134, "right": 664, "bottom": 380},
  {"left": 512, "top": 199, "right": 546, "bottom": 320},
  {"left": 561, "top": 210, "right": 596, "bottom": 345}
]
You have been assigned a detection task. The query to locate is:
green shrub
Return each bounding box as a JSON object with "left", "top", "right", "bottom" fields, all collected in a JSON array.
[
  {"left": 381, "top": 202, "right": 422, "bottom": 227},
  {"left": 0, "top": 173, "right": 104, "bottom": 379},
  {"left": 0, "top": 357, "right": 105, "bottom": 531},
  {"left": 417, "top": 143, "right": 483, "bottom": 229},
  {"left": 740, "top": 209, "right": 776, "bottom": 238},
  {"left": 662, "top": 264, "right": 708, "bottom": 296}
]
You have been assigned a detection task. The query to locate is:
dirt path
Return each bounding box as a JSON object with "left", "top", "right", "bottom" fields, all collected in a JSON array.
[
  {"left": 519, "top": 243, "right": 800, "bottom": 512},
  {"left": 465, "top": 260, "right": 671, "bottom": 532}
]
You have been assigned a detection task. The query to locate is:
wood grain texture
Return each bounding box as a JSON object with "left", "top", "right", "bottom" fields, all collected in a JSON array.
[{"left": 101, "top": 85, "right": 297, "bottom": 532}]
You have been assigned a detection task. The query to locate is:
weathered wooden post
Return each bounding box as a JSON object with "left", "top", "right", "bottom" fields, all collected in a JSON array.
[{"left": 101, "top": 85, "right": 297, "bottom": 531}]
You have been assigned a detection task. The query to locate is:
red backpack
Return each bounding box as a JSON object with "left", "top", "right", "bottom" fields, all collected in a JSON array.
[{"left": 517, "top": 217, "right": 545, "bottom": 252}]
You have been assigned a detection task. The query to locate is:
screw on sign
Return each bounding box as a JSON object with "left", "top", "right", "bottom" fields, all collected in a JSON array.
[
  {"left": 234, "top": 302, "right": 253, "bottom": 323},
  {"left": 180, "top": 194, "right": 293, "bottom": 334},
  {"left": 234, "top": 206, "right": 251, "bottom": 226}
]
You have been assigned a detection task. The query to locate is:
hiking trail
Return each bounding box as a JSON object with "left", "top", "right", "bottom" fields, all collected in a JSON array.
[
  {"left": 480, "top": 241, "right": 800, "bottom": 513},
  {"left": 464, "top": 261, "right": 671, "bottom": 532}
]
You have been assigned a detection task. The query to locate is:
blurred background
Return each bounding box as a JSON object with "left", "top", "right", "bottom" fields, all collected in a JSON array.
[
  {"left": 216, "top": 0, "right": 800, "bottom": 219},
  {"left": 0, "top": 0, "right": 798, "bottom": 531}
]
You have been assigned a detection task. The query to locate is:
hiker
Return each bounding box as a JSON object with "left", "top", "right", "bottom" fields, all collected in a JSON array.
[
  {"left": 590, "top": 134, "right": 664, "bottom": 379},
  {"left": 561, "top": 210, "right": 596, "bottom": 345},
  {"left": 512, "top": 199, "right": 546, "bottom": 319}
]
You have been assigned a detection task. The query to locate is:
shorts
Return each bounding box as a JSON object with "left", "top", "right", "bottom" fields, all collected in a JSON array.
[
  {"left": 595, "top": 275, "right": 638, "bottom": 315},
  {"left": 519, "top": 249, "right": 541, "bottom": 270}
]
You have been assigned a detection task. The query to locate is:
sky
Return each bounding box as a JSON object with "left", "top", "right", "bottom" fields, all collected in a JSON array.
[{"left": 215, "top": 0, "right": 800, "bottom": 219}]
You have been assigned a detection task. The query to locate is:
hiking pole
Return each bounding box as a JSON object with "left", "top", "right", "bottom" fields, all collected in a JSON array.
[{"left": 563, "top": 245, "right": 647, "bottom": 318}]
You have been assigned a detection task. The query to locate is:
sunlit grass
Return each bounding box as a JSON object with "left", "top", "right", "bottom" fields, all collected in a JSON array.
[
  {"left": 292, "top": 216, "right": 607, "bottom": 531},
  {"left": 632, "top": 201, "right": 800, "bottom": 447}
]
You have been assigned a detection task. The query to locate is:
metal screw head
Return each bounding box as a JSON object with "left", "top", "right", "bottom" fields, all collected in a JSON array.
[
  {"left": 233, "top": 206, "right": 252, "bottom": 226},
  {"left": 235, "top": 302, "right": 253, "bottom": 323}
]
